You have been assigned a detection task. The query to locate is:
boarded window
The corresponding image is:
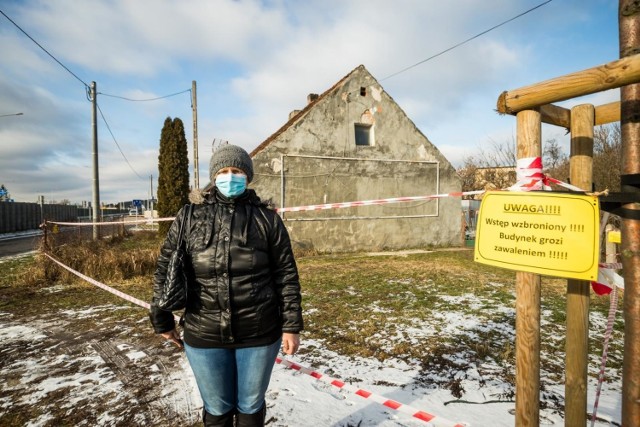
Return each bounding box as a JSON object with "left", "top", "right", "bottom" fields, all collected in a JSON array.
[{"left": 354, "top": 123, "right": 373, "bottom": 146}]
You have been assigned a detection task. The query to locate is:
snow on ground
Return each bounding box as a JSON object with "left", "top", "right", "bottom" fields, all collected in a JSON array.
[
  {"left": 0, "top": 300, "right": 622, "bottom": 426},
  {"left": 0, "top": 247, "right": 623, "bottom": 426}
]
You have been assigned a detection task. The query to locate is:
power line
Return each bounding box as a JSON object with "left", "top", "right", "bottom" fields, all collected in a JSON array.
[
  {"left": 0, "top": 9, "right": 89, "bottom": 88},
  {"left": 1, "top": 9, "right": 190, "bottom": 104},
  {"left": 96, "top": 103, "right": 145, "bottom": 181},
  {"left": 381, "top": 0, "right": 554, "bottom": 81},
  {"left": 98, "top": 89, "right": 191, "bottom": 102}
]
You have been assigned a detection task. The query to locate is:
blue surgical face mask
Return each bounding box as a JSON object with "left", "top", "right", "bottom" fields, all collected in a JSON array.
[{"left": 215, "top": 173, "right": 247, "bottom": 198}]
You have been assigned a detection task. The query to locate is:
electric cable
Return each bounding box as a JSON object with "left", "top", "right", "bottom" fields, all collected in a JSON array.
[
  {"left": 381, "top": 0, "right": 554, "bottom": 81},
  {"left": 98, "top": 89, "right": 191, "bottom": 102},
  {"left": 96, "top": 103, "right": 145, "bottom": 180},
  {"left": 0, "top": 9, "right": 189, "bottom": 104},
  {"left": 0, "top": 9, "right": 89, "bottom": 88}
]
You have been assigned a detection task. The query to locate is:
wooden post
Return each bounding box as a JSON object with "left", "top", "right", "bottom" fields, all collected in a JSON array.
[
  {"left": 565, "top": 104, "right": 594, "bottom": 427},
  {"left": 619, "top": 2, "right": 640, "bottom": 424},
  {"left": 42, "top": 219, "right": 48, "bottom": 252},
  {"left": 515, "top": 109, "right": 542, "bottom": 427}
]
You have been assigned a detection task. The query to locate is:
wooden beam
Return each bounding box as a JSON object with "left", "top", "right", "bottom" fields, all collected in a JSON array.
[
  {"left": 503, "top": 101, "right": 619, "bottom": 130},
  {"left": 497, "top": 54, "right": 640, "bottom": 114},
  {"left": 539, "top": 104, "right": 571, "bottom": 129},
  {"left": 595, "top": 101, "right": 621, "bottom": 125}
]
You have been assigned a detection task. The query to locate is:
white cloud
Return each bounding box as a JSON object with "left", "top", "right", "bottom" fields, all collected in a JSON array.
[{"left": 0, "top": 0, "right": 621, "bottom": 204}]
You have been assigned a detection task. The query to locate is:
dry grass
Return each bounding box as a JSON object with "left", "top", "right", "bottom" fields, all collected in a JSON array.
[{"left": 42, "top": 230, "right": 162, "bottom": 282}]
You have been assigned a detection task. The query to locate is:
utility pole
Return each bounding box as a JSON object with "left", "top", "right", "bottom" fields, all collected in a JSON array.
[
  {"left": 192, "top": 80, "right": 199, "bottom": 190},
  {"left": 90, "top": 81, "right": 100, "bottom": 240},
  {"left": 150, "top": 174, "right": 154, "bottom": 218}
]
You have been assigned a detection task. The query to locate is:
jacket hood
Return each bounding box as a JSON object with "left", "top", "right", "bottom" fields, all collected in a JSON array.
[
  {"left": 189, "top": 186, "right": 210, "bottom": 204},
  {"left": 188, "top": 185, "right": 272, "bottom": 209}
]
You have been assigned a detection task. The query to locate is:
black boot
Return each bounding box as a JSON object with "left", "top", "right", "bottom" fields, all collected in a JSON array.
[
  {"left": 203, "top": 408, "right": 235, "bottom": 427},
  {"left": 236, "top": 403, "right": 266, "bottom": 427}
]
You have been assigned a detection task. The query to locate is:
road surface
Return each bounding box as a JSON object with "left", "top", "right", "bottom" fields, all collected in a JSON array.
[{"left": 0, "top": 232, "right": 42, "bottom": 258}]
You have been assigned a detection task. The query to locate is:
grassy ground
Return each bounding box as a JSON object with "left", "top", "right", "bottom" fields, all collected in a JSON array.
[{"left": 0, "top": 231, "right": 625, "bottom": 424}]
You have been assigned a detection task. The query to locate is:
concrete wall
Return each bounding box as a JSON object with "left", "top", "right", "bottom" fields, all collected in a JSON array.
[
  {"left": 251, "top": 65, "right": 462, "bottom": 253},
  {"left": 0, "top": 202, "right": 79, "bottom": 233}
]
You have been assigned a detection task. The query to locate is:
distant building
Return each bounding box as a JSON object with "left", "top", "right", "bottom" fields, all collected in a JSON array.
[
  {"left": 249, "top": 65, "right": 462, "bottom": 253},
  {"left": 473, "top": 166, "right": 516, "bottom": 193},
  {"left": 0, "top": 184, "right": 11, "bottom": 202}
]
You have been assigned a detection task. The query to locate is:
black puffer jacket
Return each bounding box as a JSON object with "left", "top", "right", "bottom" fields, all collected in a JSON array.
[{"left": 149, "top": 188, "right": 303, "bottom": 348}]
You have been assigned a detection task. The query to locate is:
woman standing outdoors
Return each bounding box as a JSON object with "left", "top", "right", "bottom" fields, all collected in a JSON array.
[{"left": 150, "top": 144, "right": 303, "bottom": 427}]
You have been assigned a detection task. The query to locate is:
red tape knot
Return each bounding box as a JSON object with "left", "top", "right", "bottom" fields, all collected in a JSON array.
[{"left": 509, "top": 156, "right": 551, "bottom": 191}]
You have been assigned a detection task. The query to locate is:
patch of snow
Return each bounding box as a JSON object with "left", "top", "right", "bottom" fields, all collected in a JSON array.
[{"left": 0, "top": 296, "right": 623, "bottom": 426}]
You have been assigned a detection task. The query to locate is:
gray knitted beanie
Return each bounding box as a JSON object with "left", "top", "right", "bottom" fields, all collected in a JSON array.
[{"left": 209, "top": 144, "right": 254, "bottom": 183}]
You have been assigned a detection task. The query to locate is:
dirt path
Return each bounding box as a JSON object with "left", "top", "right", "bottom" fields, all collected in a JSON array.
[{"left": 0, "top": 306, "right": 201, "bottom": 426}]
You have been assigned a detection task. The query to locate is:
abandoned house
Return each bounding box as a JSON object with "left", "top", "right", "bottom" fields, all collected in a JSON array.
[{"left": 249, "top": 65, "right": 462, "bottom": 253}]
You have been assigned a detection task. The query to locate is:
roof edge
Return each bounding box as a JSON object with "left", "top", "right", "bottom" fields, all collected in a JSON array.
[{"left": 250, "top": 65, "right": 367, "bottom": 157}]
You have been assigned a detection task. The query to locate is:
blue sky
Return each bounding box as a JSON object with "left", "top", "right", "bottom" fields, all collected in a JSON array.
[{"left": 0, "top": 0, "right": 620, "bottom": 204}]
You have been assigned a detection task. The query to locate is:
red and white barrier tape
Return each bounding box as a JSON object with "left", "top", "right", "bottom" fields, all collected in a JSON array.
[
  {"left": 275, "top": 191, "right": 485, "bottom": 213},
  {"left": 48, "top": 191, "right": 488, "bottom": 226},
  {"left": 42, "top": 253, "right": 180, "bottom": 323},
  {"left": 46, "top": 158, "right": 586, "bottom": 226},
  {"left": 40, "top": 157, "right": 626, "bottom": 427},
  {"left": 48, "top": 191, "right": 487, "bottom": 226},
  {"left": 47, "top": 157, "right": 624, "bottom": 294},
  {"left": 49, "top": 218, "right": 174, "bottom": 226},
  {"left": 508, "top": 157, "right": 584, "bottom": 192},
  {"left": 590, "top": 285, "right": 619, "bottom": 427},
  {"left": 42, "top": 253, "right": 465, "bottom": 425},
  {"left": 44, "top": 159, "right": 585, "bottom": 225},
  {"left": 598, "top": 262, "right": 623, "bottom": 270},
  {"left": 508, "top": 157, "right": 551, "bottom": 191},
  {"left": 275, "top": 357, "right": 468, "bottom": 427}
]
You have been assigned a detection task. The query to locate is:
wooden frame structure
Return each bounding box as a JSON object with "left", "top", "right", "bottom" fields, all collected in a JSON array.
[{"left": 496, "top": 51, "right": 640, "bottom": 426}]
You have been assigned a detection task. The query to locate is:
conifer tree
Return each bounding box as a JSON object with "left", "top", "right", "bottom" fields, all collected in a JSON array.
[{"left": 157, "top": 117, "right": 190, "bottom": 235}]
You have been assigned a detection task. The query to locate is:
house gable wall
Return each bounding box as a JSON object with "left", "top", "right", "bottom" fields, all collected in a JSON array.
[{"left": 251, "top": 66, "right": 462, "bottom": 252}]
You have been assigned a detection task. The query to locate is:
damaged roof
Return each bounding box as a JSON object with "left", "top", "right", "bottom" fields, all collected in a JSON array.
[{"left": 250, "top": 64, "right": 367, "bottom": 157}]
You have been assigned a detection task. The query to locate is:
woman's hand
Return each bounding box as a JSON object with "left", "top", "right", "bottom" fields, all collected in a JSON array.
[
  {"left": 282, "top": 333, "right": 300, "bottom": 355},
  {"left": 160, "top": 329, "right": 184, "bottom": 349}
]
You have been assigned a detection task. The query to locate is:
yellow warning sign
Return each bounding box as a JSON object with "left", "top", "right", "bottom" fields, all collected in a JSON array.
[{"left": 474, "top": 191, "right": 600, "bottom": 280}]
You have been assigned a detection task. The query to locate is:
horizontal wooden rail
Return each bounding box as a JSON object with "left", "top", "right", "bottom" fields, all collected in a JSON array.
[
  {"left": 595, "top": 101, "right": 621, "bottom": 125},
  {"left": 526, "top": 101, "right": 620, "bottom": 131},
  {"left": 539, "top": 104, "right": 570, "bottom": 129},
  {"left": 497, "top": 54, "right": 640, "bottom": 114}
]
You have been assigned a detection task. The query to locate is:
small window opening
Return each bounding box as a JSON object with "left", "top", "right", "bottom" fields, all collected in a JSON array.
[
  {"left": 355, "top": 123, "right": 373, "bottom": 146},
  {"left": 360, "top": 87, "right": 367, "bottom": 97}
]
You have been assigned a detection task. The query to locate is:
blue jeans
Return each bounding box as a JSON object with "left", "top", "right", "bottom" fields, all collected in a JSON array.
[{"left": 184, "top": 338, "right": 281, "bottom": 416}]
